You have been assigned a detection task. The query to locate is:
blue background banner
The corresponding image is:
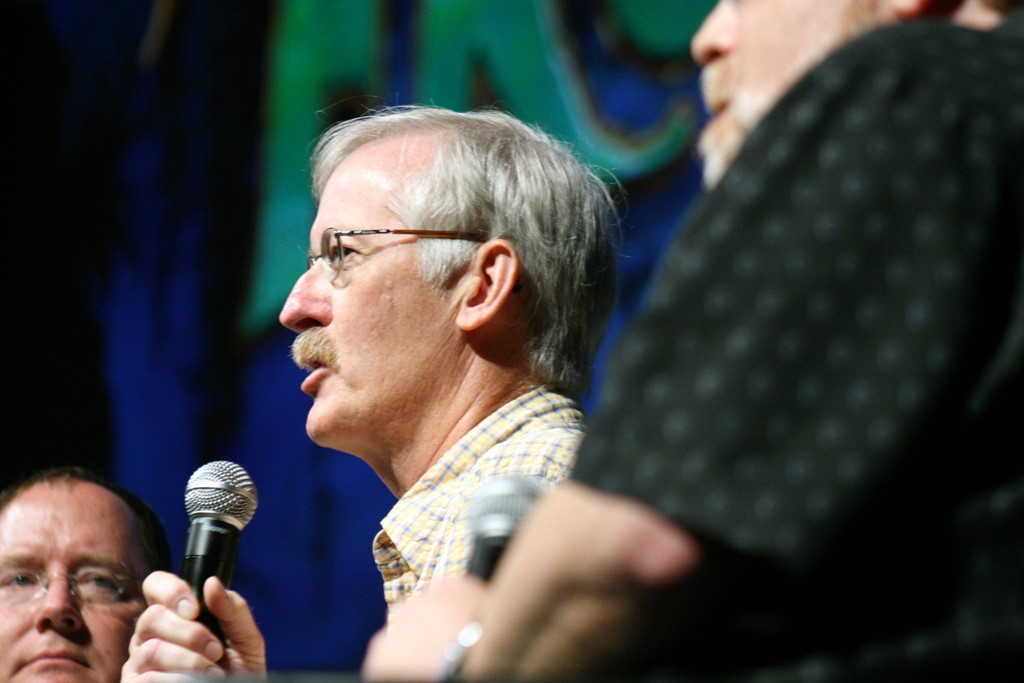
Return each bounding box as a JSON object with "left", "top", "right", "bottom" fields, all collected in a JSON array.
[{"left": 9, "top": 0, "right": 713, "bottom": 671}]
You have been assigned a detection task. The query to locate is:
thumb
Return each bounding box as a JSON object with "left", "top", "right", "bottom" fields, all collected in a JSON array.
[{"left": 203, "top": 577, "right": 267, "bottom": 673}]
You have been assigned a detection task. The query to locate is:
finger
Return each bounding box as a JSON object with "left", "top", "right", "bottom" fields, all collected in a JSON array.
[
  {"left": 123, "top": 635, "right": 225, "bottom": 679},
  {"left": 361, "top": 627, "right": 390, "bottom": 678},
  {"left": 132, "top": 603, "right": 225, "bottom": 663},
  {"left": 124, "top": 674, "right": 221, "bottom": 683},
  {"left": 203, "top": 577, "right": 267, "bottom": 672},
  {"left": 204, "top": 577, "right": 261, "bottom": 643},
  {"left": 142, "top": 571, "right": 201, "bottom": 620}
]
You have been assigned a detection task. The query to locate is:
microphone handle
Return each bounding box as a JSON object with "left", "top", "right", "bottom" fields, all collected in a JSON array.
[
  {"left": 467, "top": 534, "right": 508, "bottom": 580},
  {"left": 180, "top": 517, "right": 239, "bottom": 639}
]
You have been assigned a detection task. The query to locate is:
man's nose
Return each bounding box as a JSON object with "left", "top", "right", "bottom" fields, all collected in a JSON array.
[
  {"left": 279, "top": 269, "right": 332, "bottom": 332},
  {"left": 34, "top": 576, "right": 84, "bottom": 634},
  {"left": 691, "top": 0, "right": 738, "bottom": 67}
]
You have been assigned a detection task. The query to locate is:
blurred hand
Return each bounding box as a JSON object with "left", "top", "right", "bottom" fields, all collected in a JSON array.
[
  {"left": 463, "top": 482, "right": 703, "bottom": 678},
  {"left": 122, "top": 571, "right": 266, "bottom": 680},
  {"left": 362, "top": 576, "right": 487, "bottom": 680}
]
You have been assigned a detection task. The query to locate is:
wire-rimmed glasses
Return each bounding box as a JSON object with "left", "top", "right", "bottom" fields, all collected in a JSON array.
[
  {"left": 306, "top": 228, "right": 487, "bottom": 282},
  {"left": 0, "top": 566, "right": 139, "bottom": 607}
]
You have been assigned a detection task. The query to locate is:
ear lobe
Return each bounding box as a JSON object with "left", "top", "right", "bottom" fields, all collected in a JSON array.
[
  {"left": 885, "top": 0, "right": 963, "bottom": 20},
  {"left": 888, "top": 0, "right": 923, "bottom": 17},
  {"left": 455, "top": 239, "right": 521, "bottom": 332}
]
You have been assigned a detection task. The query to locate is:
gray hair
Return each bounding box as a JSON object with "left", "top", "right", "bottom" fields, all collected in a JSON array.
[{"left": 311, "top": 106, "right": 617, "bottom": 398}]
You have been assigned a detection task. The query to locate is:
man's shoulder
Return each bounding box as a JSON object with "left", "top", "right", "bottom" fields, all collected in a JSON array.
[
  {"left": 477, "top": 387, "right": 585, "bottom": 441},
  {"left": 846, "top": 15, "right": 1022, "bottom": 53},
  {"left": 466, "top": 389, "right": 583, "bottom": 481},
  {"left": 472, "top": 410, "right": 583, "bottom": 479},
  {"left": 822, "top": 17, "right": 1024, "bottom": 94}
]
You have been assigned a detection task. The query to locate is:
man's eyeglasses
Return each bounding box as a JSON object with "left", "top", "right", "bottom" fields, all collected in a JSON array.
[
  {"left": 0, "top": 567, "right": 138, "bottom": 607},
  {"left": 306, "top": 228, "right": 487, "bottom": 279}
]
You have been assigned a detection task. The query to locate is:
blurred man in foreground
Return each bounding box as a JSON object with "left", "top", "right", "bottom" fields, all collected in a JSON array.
[
  {"left": 123, "top": 106, "right": 617, "bottom": 677},
  {"left": 0, "top": 467, "right": 170, "bottom": 682},
  {"left": 363, "top": 0, "right": 1023, "bottom": 679}
]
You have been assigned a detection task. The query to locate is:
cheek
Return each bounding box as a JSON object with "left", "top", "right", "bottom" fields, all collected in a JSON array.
[
  {"left": 739, "top": 6, "right": 862, "bottom": 112},
  {"left": 328, "top": 306, "right": 388, "bottom": 364},
  {"left": 734, "top": 15, "right": 822, "bottom": 117},
  {"left": 332, "top": 284, "right": 409, "bottom": 349},
  {"left": 85, "top": 609, "right": 139, "bottom": 671},
  {"left": 0, "top": 611, "right": 29, "bottom": 670},
  {"left": 733, "top": 61, "right": 789, "bottom": 126}
]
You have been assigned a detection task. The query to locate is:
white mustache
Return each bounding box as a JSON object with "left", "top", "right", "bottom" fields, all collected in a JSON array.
[
  {"left": 700, "top": 60, "right": 733, "bottom": 115},
  {"left": 290, "top": 328, "right": 338, "bottom": 372}
]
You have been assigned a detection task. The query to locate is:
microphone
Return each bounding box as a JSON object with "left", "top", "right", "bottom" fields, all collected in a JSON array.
[
  {"left": 180, "top": 461, "right": 258, "bottom": 637},
  {"left": 466, "top": 476, "right": 546, "bottom": 580}
]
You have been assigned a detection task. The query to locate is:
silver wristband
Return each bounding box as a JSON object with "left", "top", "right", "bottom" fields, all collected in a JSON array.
[{"left": 437, "top": 620, "right": 483, "bottom": 681}]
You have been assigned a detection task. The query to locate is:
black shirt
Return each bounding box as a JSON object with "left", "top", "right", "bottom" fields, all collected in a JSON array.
[{"left": 575, "top": 14, "right": 1024, "bottom": 679}]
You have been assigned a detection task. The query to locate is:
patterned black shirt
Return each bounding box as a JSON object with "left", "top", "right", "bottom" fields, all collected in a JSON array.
[{"left": 575, "top": 13, "right": 1024, "bottom": 680}]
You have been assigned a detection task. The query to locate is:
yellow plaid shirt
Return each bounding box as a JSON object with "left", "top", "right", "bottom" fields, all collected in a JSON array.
[{"left": 372, "top": 387, "right": 583, "bottom": 610}]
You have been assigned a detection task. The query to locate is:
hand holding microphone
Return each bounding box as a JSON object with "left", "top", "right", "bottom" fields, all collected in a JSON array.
[
  {"left": 123, "top": 461, "right": 267, "bottom": 680},
  {"left": 180, "top": 460, "right": 258, "bottom": 637}
]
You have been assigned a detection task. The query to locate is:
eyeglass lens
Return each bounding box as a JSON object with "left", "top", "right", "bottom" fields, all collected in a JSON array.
[{"left": 0, "top": 567, "right": 132, "bottom": 606}]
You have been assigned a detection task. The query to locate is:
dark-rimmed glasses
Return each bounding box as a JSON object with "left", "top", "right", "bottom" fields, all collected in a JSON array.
[{"left": 306, "top": 228, "right": 487, "bottom": 280}]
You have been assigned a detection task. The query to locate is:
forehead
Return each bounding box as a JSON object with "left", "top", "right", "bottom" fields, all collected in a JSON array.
[
  {"left": 0, "top": 481, "right": 147, "bottom": 572},
  {"left": 309, "top": 134, "right": 440, "bottom": 243}
]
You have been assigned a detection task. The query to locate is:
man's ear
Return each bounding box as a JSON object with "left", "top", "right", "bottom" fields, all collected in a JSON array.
[
  {"left": 455, "top": 239, "right": 521, "bottom": 332},
  {"left": 883, "top": 0, "right": 965, "bottom": 20}
]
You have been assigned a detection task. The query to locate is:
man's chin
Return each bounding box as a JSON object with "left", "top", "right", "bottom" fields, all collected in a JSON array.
[
  {"left": 698, "top": 115, "right": 749, "bottom": 189},
  {"left": 305, "top": 410, "right": 349, "bottom": 452},
  {"left": 15, "top": 659, "right": 95, "bottom": 683},
  {"left": 699, "top": 148, "right": 730, "bottom": 189},
  {"left": 305, "top": 420, "right": 332, "bottom": 447}
]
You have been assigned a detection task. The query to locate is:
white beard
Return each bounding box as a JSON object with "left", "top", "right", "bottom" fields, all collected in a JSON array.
[{"left": 697, "top": 60, "right": 760, "bottom": 189}]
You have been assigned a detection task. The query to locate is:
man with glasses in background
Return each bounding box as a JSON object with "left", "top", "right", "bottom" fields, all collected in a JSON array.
[
  {"left": 0, "top": 467, "right": 171, "bottom": 682},
  {"left": 123, "top": 105, "right": 617, "bottom": 677}
]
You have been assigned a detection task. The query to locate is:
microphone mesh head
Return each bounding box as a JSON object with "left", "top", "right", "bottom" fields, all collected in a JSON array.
[
  {"left": 467, "top": 476, "right": 547, "bottom": 539},
  {"left": 184, "top": 461, "right": 258, "bottom": 529}
]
